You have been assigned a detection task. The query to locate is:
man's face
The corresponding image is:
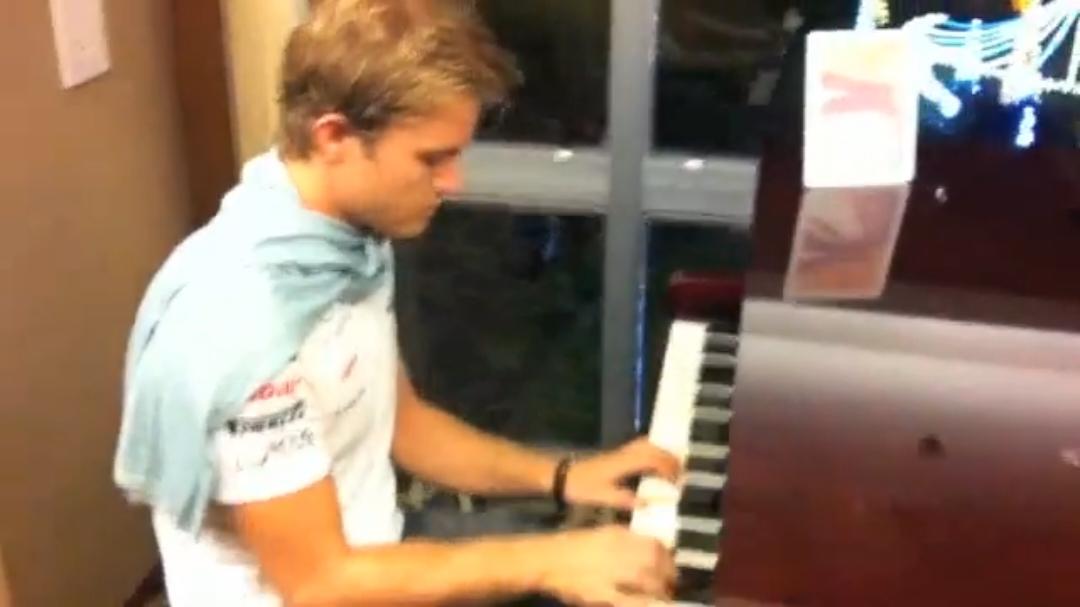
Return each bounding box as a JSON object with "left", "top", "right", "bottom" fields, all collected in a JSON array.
[{"left": 329, "top": 95, "right": 480, "bottom": 239}]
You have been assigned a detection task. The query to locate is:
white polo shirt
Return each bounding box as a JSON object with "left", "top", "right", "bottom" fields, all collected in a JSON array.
[{"left": 152, "top": 278, "right": 403, "bottom": 606}]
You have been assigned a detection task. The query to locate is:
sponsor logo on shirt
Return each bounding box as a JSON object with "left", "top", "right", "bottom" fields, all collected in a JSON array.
[
  {"left": 232, "top": 426, "right": 318, "bottom": 473},
  {"left": 226, "top": 400, "right": 306, "bottom": 435},
  {"left": 248, "top": 377, "right": 301, "bottom": 402}
]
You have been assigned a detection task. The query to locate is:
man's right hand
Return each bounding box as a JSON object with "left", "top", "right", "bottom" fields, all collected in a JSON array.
[
  {"left": 230, "top": 476, "right": 678, "bottom": 607},
  {"left": 537, "top": 525, "right": 677, "bottom": 607}
]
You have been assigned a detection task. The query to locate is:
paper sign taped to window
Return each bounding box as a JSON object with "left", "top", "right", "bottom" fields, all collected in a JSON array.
[
  {"left": 784, "top": 185, "right": 910, "bottom": 301},
  {"left": 803, "top": 29, "right": 919, "bottom": 188}
]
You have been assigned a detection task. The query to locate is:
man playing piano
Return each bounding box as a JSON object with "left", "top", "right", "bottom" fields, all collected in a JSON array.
[{"left": 113, "top": 0, "right": 680, "bottom": 606}]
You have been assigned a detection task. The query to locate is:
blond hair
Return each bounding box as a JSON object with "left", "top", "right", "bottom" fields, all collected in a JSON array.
[{"left": 278, "top": 0, "right": 521, "bottom": 158}]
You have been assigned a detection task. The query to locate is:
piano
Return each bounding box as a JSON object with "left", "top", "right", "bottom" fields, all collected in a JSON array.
[{"left": 631, "top": 33, "right": 1080, "bottom": 607}]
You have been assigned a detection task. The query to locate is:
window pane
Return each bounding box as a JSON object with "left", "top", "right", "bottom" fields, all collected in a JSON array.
[
  {"left": 395, "top": 206, "right": 604, "bottom": 446},
  {"left": 642, "top": 221, "right": 752, "bottom": 419},
  {"left": 654, "top": 0, "right": 852, "bottom": 155},
  {"left": 475, "top": 0, "right": 610, "bottom": 146}
]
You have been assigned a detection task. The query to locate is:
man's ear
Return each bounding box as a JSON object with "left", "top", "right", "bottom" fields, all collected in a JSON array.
[{"left": 309, "top": 113, "right": 355, "bottom": 163}]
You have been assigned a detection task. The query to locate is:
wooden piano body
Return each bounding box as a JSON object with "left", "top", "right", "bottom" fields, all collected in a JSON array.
[{"left": 687, "top": 136, "right": 1080, "bottom": 606}]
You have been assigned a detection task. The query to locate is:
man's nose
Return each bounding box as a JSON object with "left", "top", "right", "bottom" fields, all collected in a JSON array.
[{"left": 433, "top": 159, "right": 464, "bottom": 197}]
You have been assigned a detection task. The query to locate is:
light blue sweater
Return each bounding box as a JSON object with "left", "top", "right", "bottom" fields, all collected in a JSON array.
[{"left": 113, "top": 150, "right": 390, "bottom": 533}]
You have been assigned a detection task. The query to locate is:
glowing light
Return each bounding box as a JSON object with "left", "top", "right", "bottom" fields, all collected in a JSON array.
[
  {"left": 939, "top": 92, "right": 963, "bottom": 118},
  {"left": 876, "top": 0, "right": 891, "bottom": 27},
  {"left": 856, "top": 0, "right": 1079, "bottom": 141},
  {"left": 856, "top": 0, "right": 877, "bottom": 30},
  {"left": 1015, "top": 105, "right": 1039, "bottom": 147}
]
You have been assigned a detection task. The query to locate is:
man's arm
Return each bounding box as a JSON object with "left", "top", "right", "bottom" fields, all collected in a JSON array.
[
  {"left": 393, "top": 364, "right": 681, "bottom": 508},
  {"left": 228, "top": 477, "right": 675, "bottom": 607},
  {"left": 392, "top": 365, "right": 558, "bottom": 497}
]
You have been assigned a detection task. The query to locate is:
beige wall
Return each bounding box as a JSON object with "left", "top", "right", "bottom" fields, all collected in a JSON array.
[
  {"left": 222, "top": 0, "right": 308, "bottom": 163},
  {"left": 0, "top": 0, "right": 190, "bottom": 605}
]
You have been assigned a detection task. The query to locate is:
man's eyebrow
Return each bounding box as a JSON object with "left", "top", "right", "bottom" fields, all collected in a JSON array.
[{"left": 419, "top": 146, "right": 463, "bottom": 160}]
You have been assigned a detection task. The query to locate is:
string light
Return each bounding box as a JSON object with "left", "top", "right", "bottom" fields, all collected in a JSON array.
[
  {"left": 1015, "top": 104, "right": 1039, "bottom": 147},
  {"left": 856, "top": 0, "right": 1080, "bottom": 147},
  {"left": 856, "top": 0, "right": 892, "bottom": 30}
]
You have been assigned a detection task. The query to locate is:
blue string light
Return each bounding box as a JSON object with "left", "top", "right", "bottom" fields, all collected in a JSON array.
[{"left": 856, "top": 0, "right": 1079, "bottom": 147}]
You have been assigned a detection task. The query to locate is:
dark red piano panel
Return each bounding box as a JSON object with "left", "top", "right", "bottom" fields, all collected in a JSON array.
[
  {"left": 717, "top": 307, "right": 1080, "bottom": 606},
  {"left": 716, "top": 137, "right": 1080, "bottom": 605}
]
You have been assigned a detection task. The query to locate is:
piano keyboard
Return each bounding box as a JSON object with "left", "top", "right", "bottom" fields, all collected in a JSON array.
[{"left": 631, "top": 320, "right": 738, "bottom": 606}]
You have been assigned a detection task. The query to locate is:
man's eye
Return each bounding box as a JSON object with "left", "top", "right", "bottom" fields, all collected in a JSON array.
[{"left": 420, "top": 151, "right": 457, "bottom": 168}]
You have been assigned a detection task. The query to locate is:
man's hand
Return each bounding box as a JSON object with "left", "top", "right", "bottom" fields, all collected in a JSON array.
[
  {"left": 538, "top": 525, "right": 677, "bottom": 607},
  {"left": 564, "top": 437, "right": 681, "bottom": 511},
  {"left": 230, "top": 477, "right": 675, "bottom": 606}
]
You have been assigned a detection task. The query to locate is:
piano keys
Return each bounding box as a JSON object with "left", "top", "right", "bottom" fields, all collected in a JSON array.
[{"left": 631, "top": 319, "right": 739, "bottom": 606}]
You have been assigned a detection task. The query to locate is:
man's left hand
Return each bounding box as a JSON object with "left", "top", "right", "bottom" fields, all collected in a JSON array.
[{"left": 563, "top": 437, "right": 682, "bottom": 511}]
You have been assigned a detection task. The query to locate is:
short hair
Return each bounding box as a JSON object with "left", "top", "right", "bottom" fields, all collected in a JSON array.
[{"left": 278, "top": 0, "right": 521, "bottom": 158}]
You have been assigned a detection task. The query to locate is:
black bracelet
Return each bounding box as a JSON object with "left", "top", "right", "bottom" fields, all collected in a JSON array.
[{"left": 552, "top": 456, "right": 573, "bottom": 514}]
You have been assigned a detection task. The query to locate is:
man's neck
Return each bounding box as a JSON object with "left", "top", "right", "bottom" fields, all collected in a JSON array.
[
  {"left": 282, "top": 157, "right": 384, "bottom": 240},
  {"left": 283, "top": 158, "right": 343, "bottom": 222}
]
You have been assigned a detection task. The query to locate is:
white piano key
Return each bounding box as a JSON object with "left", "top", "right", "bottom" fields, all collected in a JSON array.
[
  {"left": 689, "top": 442, "right": 729, "bottom": 460},
  {"left": 679, "top": 515, "right": 723, "bottom": 535},
  {"left": 693, "top": 406, "right": 732, "bottom": 424},
  {"left": 685, "top": 471, "right": 726, "bottom": 491},
  {"left": 641, "top": 320, "right": 708, "bottom": 457},
  {"left": 675, "top": 548, "right": 719, "bottom": 570},
  {"left": 632, "top": 320, "right": 713, "bottom": 547},
  {"left": 637, "top": 477, "right": 681, "bottom": 504},
  {"left": 631, "top": 478, "right": 680, "bottom": 547}
]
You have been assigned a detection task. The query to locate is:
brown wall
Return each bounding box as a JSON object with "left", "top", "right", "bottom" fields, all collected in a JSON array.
[
  {"left": 0, "top": 1, "right": 191, "bottom": 605},
  {"left": 172, "top": 0, "right": 237, "bottom": 228}
]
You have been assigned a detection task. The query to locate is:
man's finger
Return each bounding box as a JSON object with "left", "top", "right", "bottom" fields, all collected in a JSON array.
[
  {"left": 607, "top": 488, "right": 638, "bottom": 511},
  {"left": 625, "top": 442, "right": 682, "bottom": 482},
  {"left": 610, "top": 590, "right": 653, "bottom": 607},
  {"left": 656, "top": 542, "right": 678, "bottom": 590}
]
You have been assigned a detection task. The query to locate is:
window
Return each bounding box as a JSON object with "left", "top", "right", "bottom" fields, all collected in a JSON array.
[
  {"left": 395, "top": 206, "right": 604, "bottom": 446},
  {"left": 475, "top": 0, "right": 611, "bottom": 146},
  {"left": 654, "top": 0, "right": 856, "bottom": 155},
  {"left": 444, "top": 1, "right": 770, "bottom": 445}
]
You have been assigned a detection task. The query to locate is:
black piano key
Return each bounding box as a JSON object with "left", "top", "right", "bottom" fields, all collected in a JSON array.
[
  {"left": 675, "top": 587, "right": 713, "bottom": 605},
  {"left": 675, "top": 564, "right": 716, "bottom": 600},
  {"left": 687, "top": 454, "right": 727, "bottom": 475},
  {"left": 699, "top": 363, "right": 735, "bottom": 385},
  {"left": 690, "top": 419, "right": 729, "bottom": 444},
  {"left": 707, "top": 321, "right": 737, "bottom": 335},
  {"left": 696, "top": 383, "right": 733, "bottom": 408},
  {"left": 680, "top": 484, "right": 723, "bottom": 517},
  {"left": 677, "top": 529, "right": 721, "bottom": 554},
  {"left": 680, "top": 499, "right": 723, "bottom": 520},
  {"left": 704, "top": 331, "right": 739, "bottom": 355}
]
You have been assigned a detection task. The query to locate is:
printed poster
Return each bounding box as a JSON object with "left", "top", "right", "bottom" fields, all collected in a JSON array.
[{"left": 804, "top": 29, "right": 919, "bottom": 188}]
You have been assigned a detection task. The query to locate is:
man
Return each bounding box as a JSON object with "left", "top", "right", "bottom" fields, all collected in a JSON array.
[{"left": 113, "top": 1, "right": 680, "bottom": 605}]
